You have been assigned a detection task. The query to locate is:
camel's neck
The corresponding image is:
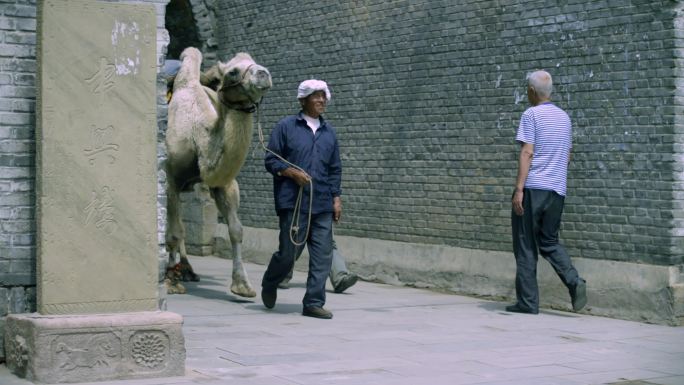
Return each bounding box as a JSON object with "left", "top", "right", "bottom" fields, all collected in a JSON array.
[
  {"left": 218, "top": 108, "right": 253, "bottom": 155},
  {"left": 202, "top": 104, "right": 254, "bottom": 185}
]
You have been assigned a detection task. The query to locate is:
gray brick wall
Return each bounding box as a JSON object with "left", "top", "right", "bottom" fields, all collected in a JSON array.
[
  {"left": 217, "top": 0, "right": 684, "bottom": 267},
  {"left": 1, "top": 0, "right": 38, "bottom": 361},
  {"left": 0, "top": 0, "right": 38, "bottom": 318}
]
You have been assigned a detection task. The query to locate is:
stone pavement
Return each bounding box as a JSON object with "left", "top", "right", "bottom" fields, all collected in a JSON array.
[{"left": 2, "top": 255, "right": 684, "bottom": 385}]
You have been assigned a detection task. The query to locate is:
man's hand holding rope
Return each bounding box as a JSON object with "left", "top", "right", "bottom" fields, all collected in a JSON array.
[
  {"left": 281, "top": 167, "right": 311, "bottom": 186},
  {"left": 281, "top": 167, "right": 342, "bottom": 223}
]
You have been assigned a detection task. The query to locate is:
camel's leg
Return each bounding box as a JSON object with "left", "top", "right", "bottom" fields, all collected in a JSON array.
[
  {"left": 165, "top": 181, "right": 189, "bottom": 293},
  {"left": 211, "top": 181, "right": 256, "bottom": 298},
  {"left": 177, "top": 237, "right": 200, "bottom": 282},
  {"left": 166, "top": 181, "right": 184, "bottom": 267},
  {"left": 168, "top": 184, "right": 200, "bottom": 282}
]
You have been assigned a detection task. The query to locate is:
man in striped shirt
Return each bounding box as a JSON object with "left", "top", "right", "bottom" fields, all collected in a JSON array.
[{"left": 508, "top": 70, "right": 587, "bottom": 314}]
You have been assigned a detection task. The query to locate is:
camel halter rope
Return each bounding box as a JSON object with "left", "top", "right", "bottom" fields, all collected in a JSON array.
[
  {"left": 217, "top": 67, "right": 259, "bottom": 113},
  {"left": 217, "top": 64, "right": 313, "bottom": 246}
]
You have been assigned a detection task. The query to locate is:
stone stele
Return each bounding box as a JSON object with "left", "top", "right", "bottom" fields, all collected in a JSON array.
[{"left": 4, "top": 0, "right": 185, "bottom": 383}]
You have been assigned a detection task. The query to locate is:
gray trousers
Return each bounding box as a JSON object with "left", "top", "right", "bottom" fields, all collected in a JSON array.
[
  {"left": 329, "top": 240, "right": 351, "bottom": 287},
  {"left": 511, "top": 188, "right": 580, "bottom": 312},
  {"left": 285, "top": 238, "right": 350, "bottom": 287}
]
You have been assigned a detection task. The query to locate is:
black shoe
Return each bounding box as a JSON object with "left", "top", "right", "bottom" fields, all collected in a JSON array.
[
  {"left": 505, "top": 303, "right": 538, "bottom": 314},
  {"left": 571, "top": 279, "right": 587, "bottom": 311},
  {"left": 261, "top": 288, "right": 277, "bottom": 309},
  {"left": 333, "top": 273, "right": 358, "bottom": 293},
  {"left": 302, "top": 306, "right": 333, "bottom": 319}
]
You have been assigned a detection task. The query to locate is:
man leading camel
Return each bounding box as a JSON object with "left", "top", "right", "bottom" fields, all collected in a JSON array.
[{"left": 262, "top": 79, "right": 342, "bottom": 319}]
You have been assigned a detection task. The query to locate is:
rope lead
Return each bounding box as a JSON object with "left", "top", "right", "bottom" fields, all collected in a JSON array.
[{"left": 256, "top": 103, "right": 313, "bottom": 247}]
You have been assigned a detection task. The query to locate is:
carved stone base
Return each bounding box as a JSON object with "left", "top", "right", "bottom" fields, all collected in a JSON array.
[{"left": 4, "top": 311, "right": 185, "bottom": 383}]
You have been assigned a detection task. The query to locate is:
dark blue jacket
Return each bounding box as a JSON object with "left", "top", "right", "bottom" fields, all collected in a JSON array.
[{"left": 265, "top": 112, "right": 342, "bottom": 214}]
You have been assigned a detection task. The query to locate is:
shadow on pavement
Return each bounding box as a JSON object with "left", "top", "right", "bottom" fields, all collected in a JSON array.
[
  {"left": 244, "top": 303, "right": 302, "bottom": 314},
  {"left": 180, "top": 282, "right": 255, "bottom": 303},
  {"left": 476, "top": 301, "right": 581, "bottom": 318}
]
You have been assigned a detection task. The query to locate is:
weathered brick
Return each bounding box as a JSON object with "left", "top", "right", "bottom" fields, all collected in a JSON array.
[
  {"left": 0, "top": 99, "right": 12, "bottom": 112},
  {"left": 11, "top": 99, "right": 33, "bottom": 112},
  {"left": 1, "top": 58, "right": 36, "bottom": 72},
  {"left": 14, "top": 73, "right": 34, "bottom": 85},
  {"left": 0, "top": 289, "right": 8, "bottom": 317},
  {"left": 0, "top": 43, "right": 35, "bottom": 58},
  {"left": 0, "top": 140, "right": 33, "bottom": 153},
  {"left": 0, "top": 112, "right": 31, "bottom": 125},
  {"left": 2, "top": 4, "right": 35, "bottom": 18},
  {"left": 0, "top": 17, "right": 16, "bottom": 30},
  {"left": 4, "top": 31, "right": 34, "bottom": 45},
  {"left": 0, "top": 85, "right": 35, "bottom": 98},
  {"left": 13, "top": 17, "right": 35, "bottom": 32},
  {"left": 8, "top": 287, "right": 27, "bottom": 313}
]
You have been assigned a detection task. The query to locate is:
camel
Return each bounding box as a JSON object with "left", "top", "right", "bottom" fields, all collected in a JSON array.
[{"left": 165, "top": 47, "right": 272, "bottom": 296}]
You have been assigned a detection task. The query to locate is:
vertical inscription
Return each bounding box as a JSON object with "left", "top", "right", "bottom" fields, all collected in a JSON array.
[
  {"left": 83, "top": 124, "right": 119, "bottom": 165},
  {"left": 79, "top": 22, "right": 132, "bottom": 238},
  {"left": 84, "top": 186, "right": 118, "bottom": 235},
  {"left": 85, "top": 58, "right": 116, "bottom": 95},
  {"left": 82, "top": 54, "right": 121, "bottom": 236}
]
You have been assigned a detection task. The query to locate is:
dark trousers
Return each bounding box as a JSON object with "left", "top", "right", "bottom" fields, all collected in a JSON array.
[
  {"left": 511, "top": 188, "right": 580, "bottom": 312},
  {"left": 262, "top": 210, "right": 333, "bottom": 308}
]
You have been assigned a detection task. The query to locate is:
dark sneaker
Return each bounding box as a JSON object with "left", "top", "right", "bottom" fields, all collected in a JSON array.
[
  {"left": 302, "top": 306, "right": 333, "bottom": 319},
  {"left": 571, "top": 279, "right": 587, "bottom": 312},
  {"left": 333, "top": 273, "right": 358, "bottom": 293},
  {"left": 505, "top": 303, "right": 539, "bottom": 314},
  {"left": 261, "top": 288, "right": 277, "bottom": 309}
]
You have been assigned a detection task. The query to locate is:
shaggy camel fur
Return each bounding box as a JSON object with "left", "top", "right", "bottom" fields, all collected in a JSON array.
[{"left": 165, "top": 47, "right": 271, "bottom": 296}]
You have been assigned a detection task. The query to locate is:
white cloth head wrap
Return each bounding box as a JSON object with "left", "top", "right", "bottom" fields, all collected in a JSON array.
[{"left": 297, "top": 79, "right": 331, "bottom": 101}]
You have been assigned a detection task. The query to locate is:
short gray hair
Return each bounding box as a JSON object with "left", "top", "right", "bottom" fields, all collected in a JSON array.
[{"left": 527, "top": 70, "right": 553, "bottom": 98}]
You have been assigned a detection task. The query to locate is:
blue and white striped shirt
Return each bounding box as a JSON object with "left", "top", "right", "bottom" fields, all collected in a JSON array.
[{"left": 515, "top": 102, "right": 572, "bottom": 196}]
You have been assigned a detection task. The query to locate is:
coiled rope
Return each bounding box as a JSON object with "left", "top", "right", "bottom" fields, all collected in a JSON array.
[{"left": 255, "top": 103, "right": 313, "bottom": 247}]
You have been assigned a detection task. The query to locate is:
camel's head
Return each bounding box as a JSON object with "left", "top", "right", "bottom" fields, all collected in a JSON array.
[{"left": 211, "top": 53, "right": 272, "bottom": 112}]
